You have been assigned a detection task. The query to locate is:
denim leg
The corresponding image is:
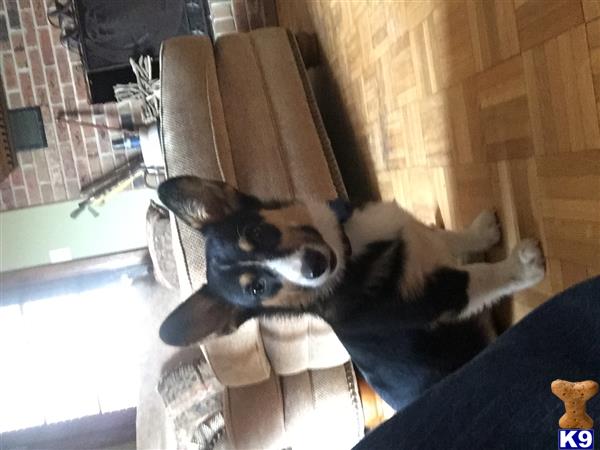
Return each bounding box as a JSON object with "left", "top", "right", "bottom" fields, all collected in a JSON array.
[{"left": 353, "top": 276, "right": 600, "bottom": 450}]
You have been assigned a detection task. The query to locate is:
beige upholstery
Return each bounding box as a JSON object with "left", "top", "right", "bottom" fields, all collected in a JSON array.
[
  {"left": 215, "top": 29, "right": 338, "bottom": 199},
  {"left": 160, "top": 35, "right": 235, "bottom": 293},
  {"left": 203, "top": 320, "right": 271, "bottom": 387},
  {"left": 158, "top": 28, "right": 360, "bottom": 449},
  {"left": 259, "top": 315, "right": 351, "bottom": 375},
  {"left": 224, "top": 364, "right": 363, "bottom": 450}
]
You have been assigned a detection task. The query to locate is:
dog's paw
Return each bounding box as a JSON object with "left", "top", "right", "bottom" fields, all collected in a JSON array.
[
  {"left": 470, "top": 210, "right": 501, "bottom": 249},
  {"left": 509, "top": 239, "right": 546, "bottom": 285}
]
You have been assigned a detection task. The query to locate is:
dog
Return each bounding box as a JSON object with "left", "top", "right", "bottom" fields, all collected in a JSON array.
[{"left": 158, "top": 176, "right": 546, "bottom": 409}]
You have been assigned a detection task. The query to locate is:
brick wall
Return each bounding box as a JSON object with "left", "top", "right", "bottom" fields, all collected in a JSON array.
[{"left": 0, "top": 0, "right": 128, "bottom": 211}]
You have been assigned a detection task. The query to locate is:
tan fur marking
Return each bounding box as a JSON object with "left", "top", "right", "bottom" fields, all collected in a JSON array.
[
  {"left": 261, "top": 282, "right": 315, "bottom": 308},
  {"left": 239, "top": 273, "right": 253, "bottom": 289},
  {"left": 260, "top": 204, "right": 315, "bottom": 250},
  {"left": 238, "top": 237, "right": 254, "bottom": 252}
]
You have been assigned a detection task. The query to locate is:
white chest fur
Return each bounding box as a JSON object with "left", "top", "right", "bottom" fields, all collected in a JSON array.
[{"left": 344, "top": 201, "right": 453, "bottom": 297}]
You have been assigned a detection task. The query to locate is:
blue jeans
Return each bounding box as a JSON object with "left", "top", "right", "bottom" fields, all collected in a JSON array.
[{"left": 353, "top": 276, "right": 600, "bottom": 450}]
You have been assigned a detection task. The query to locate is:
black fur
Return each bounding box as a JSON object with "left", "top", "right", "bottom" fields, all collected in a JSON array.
[
  {"left": 201, "top": 209, "right": 290, "bottom": 307},
  {"left": 303, "top": 239, "right": 486, "bottom": 410},
  {"left": 334, "top": 315, "right": 490, "bottom": 410}
]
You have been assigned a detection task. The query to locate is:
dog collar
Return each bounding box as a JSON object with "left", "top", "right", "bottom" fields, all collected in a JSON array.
[
  {"left": 328, "top": 198, "right": 353, "bottom": 258},
  {"left": 328, "top": 198, "right": 353, "bottom": 224}
]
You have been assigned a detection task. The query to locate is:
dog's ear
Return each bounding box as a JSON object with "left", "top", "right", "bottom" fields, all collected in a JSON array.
[
  {"left": 158, "top": 176, "right": 255, "bottom": 228},
  {"left": 159, "top": 285, "right": 248, "bottom": 346}
]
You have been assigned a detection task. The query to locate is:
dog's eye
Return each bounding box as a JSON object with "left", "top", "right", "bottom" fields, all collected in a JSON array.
[
  {"left": 247, "top": 223, "right": 281, "bottom": 248},
  {"left": 298, "top": 225, "right": 322, "bottom": 240},
  {"left": 247, "top": 279, "right": 266, "bottom": 297}
]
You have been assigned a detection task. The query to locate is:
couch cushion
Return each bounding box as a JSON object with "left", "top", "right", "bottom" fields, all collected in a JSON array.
[
  {"left": 243, "top": 28, "right": 340, "bottom": 198},
  {"left": 214, "top": 31, "right": 294, "bottom": 200},
  {"left": 259, "top": 315, "right": 349, "bottom": 376},
  {"left": 214, "top": 28, "right": 338, "bottom": 200},
  {"left": 224, "top": 363, "right": 364, "bottom": 450},
  {"left": 160, "top": 36, "right": 237, "bottom": 294}
]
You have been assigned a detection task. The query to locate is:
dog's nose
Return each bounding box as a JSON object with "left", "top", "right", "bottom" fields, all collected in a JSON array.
[{"left": 301, "top": 249, "right": 328, "bottom": 279}]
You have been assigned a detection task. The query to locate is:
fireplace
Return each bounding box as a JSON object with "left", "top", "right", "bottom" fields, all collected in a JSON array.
[{"left": 72, "top": 0, "right": 211, "bottom": 103}]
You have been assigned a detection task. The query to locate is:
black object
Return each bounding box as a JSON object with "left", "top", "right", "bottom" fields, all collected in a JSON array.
[
  {"left": 352, "top": 277, "right": 600, "bottom": 450},
  {"left": 47, "top": 0, "right": 80, "bottom": 52},
  {"left": 71, "top": 0, "right": 211, "bottom": 103},
  {"left": 8, "top": 107, "right": 48, "bottom": 151}
]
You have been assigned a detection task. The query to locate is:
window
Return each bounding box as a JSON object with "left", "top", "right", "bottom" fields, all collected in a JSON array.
[{"left": 0, "top": 251, "right": 148, "bottom": 446}]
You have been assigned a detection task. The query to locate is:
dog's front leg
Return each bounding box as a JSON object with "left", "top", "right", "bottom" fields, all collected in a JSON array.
[
  {"left": 456, "top": 239, "right": 545, "bottom": 319},
  {"left": 437, "top": 210, "right": 501, "bottom": 257}
]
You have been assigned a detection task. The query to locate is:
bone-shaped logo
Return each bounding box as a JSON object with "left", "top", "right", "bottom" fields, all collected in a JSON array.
[{"left": 551, "top": 379, "right": 599, "bottom": 429}]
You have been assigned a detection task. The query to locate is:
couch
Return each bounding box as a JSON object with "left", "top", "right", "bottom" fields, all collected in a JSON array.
[{"left": 137, "top": 28, "right": 373, "bottom": 450}]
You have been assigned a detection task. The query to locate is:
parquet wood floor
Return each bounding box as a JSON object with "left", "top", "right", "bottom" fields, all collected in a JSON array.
[{"left": 278, "top": 0, "right": 600, "bottom": 321}]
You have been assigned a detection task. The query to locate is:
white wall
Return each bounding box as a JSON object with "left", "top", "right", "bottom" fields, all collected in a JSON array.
[{"left": 0, "top": 188, "right": 157, "bottom": 272}]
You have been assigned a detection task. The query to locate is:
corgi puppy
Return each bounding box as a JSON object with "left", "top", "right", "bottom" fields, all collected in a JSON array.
[{"left": 158, "top": 176, "right": 545, "bottom": 409}]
